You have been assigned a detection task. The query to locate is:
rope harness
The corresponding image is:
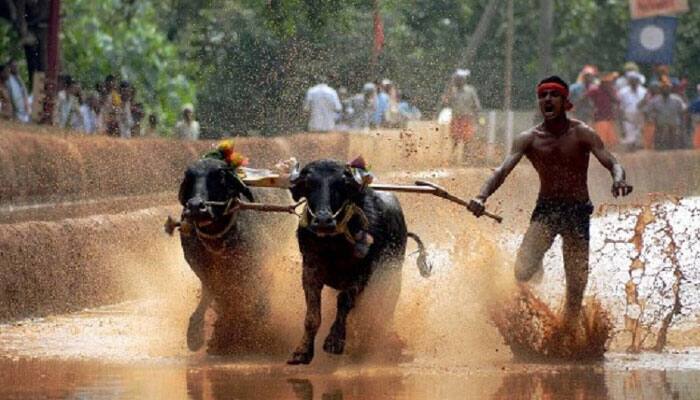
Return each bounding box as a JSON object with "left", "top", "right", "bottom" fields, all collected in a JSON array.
[
  {"left": 177, "top": 197, "right": 306, "bottom": 254},
  {"left": 299, "top": 200, "right": 369, "bottom": 245},
  {"left": 171, "top": 195, "right": 369, "bottom": 254}
]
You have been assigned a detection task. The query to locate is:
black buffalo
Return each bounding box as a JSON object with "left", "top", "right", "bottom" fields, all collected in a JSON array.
[
  {"left": 178, "top": 157, "right": 292, "bottom": 354},
  {"left": 287, "top": 159, "right": 430, "bottom": 365}
]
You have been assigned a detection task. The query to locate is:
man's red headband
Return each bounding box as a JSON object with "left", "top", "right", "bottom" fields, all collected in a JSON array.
[{"left": 536, "top": 82, "right": 573, "bottom": 111}]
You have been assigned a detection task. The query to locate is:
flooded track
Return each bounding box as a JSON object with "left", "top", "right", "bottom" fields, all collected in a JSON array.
[
  {"left": 1, "top": 299, "right": 699, "bottom": 399},
  {"left": 1, "top": 166, "right": 699, "bottom": 398},
  {"left": 2, "top": 127, "right": 700, "bottom": 398}
]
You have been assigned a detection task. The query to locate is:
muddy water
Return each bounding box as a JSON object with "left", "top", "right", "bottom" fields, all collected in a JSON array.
[
  {"left": 1, "top": 169, "right": 700, "bottom": 398},
  {"left": 1, "top": 298, "right": 699, "bottom": 399}
]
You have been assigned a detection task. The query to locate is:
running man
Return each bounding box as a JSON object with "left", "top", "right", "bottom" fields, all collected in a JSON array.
[{"left": 467, "top": 76, "right": 633, "bottom": 332}]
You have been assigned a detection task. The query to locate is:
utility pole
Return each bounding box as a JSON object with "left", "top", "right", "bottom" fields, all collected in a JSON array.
[
  {"left": 504, "top": 0, "right": 513, "bottom": 111},
  {"left": 538, "top": 0, "right": 553, "bottom": 78}
]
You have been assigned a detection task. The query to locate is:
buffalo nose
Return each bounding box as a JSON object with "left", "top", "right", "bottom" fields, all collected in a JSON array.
[
  {"left": 311, "top": 210, "right": 336, "bottom": 229},
  {"left": 185, "top": 197, "right": 207, "bottom": 214}
]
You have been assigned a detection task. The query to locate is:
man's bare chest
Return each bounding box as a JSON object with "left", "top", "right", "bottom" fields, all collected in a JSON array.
[{"left": 527, "top": 134, "right": 588, "bottom": 166}]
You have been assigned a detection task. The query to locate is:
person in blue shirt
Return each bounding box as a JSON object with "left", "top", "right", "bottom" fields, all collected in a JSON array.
[{"left": 690, "top": 84, "right": 700, "bottom": 149}]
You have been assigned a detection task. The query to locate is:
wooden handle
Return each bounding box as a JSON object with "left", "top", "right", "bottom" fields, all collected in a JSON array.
[{"left": 414, "top": 180, "right": 503, "bottom": 223}]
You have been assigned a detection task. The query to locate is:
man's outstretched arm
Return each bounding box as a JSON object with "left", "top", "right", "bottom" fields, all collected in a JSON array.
[
  {"left": 468, "top": 131, "right": 531, "bottom": 216},
  {"left": 585, "top": 126, "right": 633, "bottom": 198}
]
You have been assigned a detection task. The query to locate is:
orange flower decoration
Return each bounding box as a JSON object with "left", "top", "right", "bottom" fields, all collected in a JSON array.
[
  {"left": 215, "top": 139, "right": 249, "bottom": 168},
  {"left": 228, "top": 152, "right": 249, "bottom": 168}
]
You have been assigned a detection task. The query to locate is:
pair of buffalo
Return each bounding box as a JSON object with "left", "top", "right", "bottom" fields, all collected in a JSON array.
[{"left": 178, "top": 156, "right": 431, "bottom": 365}]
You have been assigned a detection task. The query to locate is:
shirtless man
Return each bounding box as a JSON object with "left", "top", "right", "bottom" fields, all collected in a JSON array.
[{"left": 467, "top": 76, "right": 633, "bottom": 331}]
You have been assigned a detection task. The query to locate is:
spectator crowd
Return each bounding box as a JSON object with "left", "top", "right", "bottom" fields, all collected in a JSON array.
[
  {"left": 569, "top": 62, "right": 700, "bottom": 151},
  {"left": 3, "top": 54, "right": 700, "bottom": 151},
  {"left": 303, "top": 76, "right": 423, "bottom": 133},
  {"left": 0, "top": 58, "right": 200, "bottom": 140}
]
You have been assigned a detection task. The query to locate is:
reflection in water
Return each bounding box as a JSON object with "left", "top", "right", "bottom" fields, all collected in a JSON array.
[
  {"left": 1, "top": 356, "right": 700, "bottom": 399},
  {"left": 492, "top": 367, "right": 608, "bottom": 400},
  {"left": 288, "top": 379, "right": 343, "bottom": 400},
  {"left": 185, "top": 367, "right": 405, "bottom": 400}
]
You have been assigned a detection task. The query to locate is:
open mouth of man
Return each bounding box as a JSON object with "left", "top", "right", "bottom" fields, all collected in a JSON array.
[{"left": 543, "top": 103, "right": 555, "bottom": 116}]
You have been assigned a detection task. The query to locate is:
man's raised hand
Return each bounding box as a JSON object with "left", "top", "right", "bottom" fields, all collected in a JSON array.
[{"left": 612, "top": 180, "right": 633, "bottom": 198}]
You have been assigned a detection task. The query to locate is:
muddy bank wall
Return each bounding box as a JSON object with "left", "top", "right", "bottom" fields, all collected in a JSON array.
[
  {"left": 1, "top": 123, "right": 698, "bottom": 207},
  {"left": 1, "top": 124, "right": 699, "bottom": 321}
]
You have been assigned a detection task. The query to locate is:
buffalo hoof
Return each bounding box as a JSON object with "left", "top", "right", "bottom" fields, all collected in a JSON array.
[
  {"left": 287, "top": 351, "right": 314, "bottom": 365},
  {"left": 323, "top": 334, "right": 345, "bottom": 355},
  {"left": 186, "top": 317, "right": 205, "bottom": 351}
]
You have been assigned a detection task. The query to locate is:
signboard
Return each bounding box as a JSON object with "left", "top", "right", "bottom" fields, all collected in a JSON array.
[
  {"left": 630, "top": 0, "right": 689, "bottom": 19},
  {"left": 627, "top": 16, "right": 678, "bottom": 64}
]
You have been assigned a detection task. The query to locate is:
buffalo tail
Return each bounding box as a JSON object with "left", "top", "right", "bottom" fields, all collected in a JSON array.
[{"left": 407, "top": 232, "right": 431, "bottom": 278}]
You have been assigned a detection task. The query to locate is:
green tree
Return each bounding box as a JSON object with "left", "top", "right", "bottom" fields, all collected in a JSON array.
[{"left": 61, "top": 0, "right": 196, "bottom": 131}]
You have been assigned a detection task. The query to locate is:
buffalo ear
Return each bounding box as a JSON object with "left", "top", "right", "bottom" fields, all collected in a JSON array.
[
  {"left": 227, "top": 170, "right": 255, "bottom": 202},
  {"left": 344, "top": 164, "right": 364, "bottom": 191},
  {"left": 288, "top": 162, "right": 304, "bottom": 201},
  {"left": 178, "top": 171, "right": 193, "bottom": 205}
]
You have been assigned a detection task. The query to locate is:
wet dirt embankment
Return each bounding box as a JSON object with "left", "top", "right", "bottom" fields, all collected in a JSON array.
[{"left": 1, "top": 123, "right": 699, "bottom": 322}]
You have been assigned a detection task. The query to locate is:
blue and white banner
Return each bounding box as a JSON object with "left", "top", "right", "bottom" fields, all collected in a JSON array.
[{"left": 627, "top": 16, "right": 678, "bottom": 65}]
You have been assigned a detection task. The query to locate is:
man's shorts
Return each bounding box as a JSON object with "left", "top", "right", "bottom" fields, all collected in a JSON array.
[{"left": 530, "top": 199, "right": 594, "bottom": 240}]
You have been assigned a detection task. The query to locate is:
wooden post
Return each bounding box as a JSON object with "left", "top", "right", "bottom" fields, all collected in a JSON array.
[
  {"left": 41, "top": 0, "right": 60, "bottom": 125},
  {"left": 538, "top": 0, "right": 553, "bottom": 78},
  {"left": 504, "top": 0, "right": 514, "bottom": 111}
]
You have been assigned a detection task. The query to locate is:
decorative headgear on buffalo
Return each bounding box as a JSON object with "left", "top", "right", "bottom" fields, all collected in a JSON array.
[
  {"left": 536, "top": 76, "right": 573, "bottom": 111},
  {"left": 203, "top": 139, "right": 250, "bottom": 172}
]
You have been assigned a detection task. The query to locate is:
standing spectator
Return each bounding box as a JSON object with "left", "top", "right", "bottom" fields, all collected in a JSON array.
[
  {"left": 618, "top": 71, "right": 647, "bottom": 150},
  {"left": 690, "top": 84, "right": 700, "bottom": 149},
  {"left": 373, "top": 79, "right": 391, "bottom": 128},
  {"left": 0, "top": 64, "right": 14, "bottom": 120},
  {"left": 645, "top": 78, "right": 687, "bottom": 150},
  {"left": 303, "top": 76, "right": 342, "bottom": 132},
  {"left": 5, "top": 58, "right": 30, "bottom": 122},
  {"left": 397, "top": 90, "right": 421, "bottom": 127},
  {"left": 383, "top": 80, "right": 401, "bottom": 128},
  {"left": 586, "top": 72, "right": 620, "bottom": 147},
  {"left": 131, "top": 102, "right": 145, "bottom": 137},
  {"left": 81, "top": 92, "right": 100, "bottom": 134},
  {"left": 615, "top": 62, "right": 645, "bottom": 91},
  {"left": 639, "top": 82, "right": 660, "bottom": 150},
  {"left": 101, "top": 75, "right": 122, "bottom": 137},
  {"left": 175, "top": 104, "right": 200, "bottom": 140},
  {"left": 347, "top": 82, "right": 377, "bottom": 131},
  {"left": 58, "top": 77, "right": 84, "bottom": 131},
  {"left": 442, "top": 68, "right": 481, "bottom": 163},
  {"left": 569, "top": 65, "right": 598, "bottom": 124},
  {"left": 142, "top": 114, "right": 159, "bottom": 137},
  {"left": 118, "top": 80, "right": 134, "bottom": 138}
]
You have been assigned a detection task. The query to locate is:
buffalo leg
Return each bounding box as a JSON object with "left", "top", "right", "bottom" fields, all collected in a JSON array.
[
  {"left": 288, "top": 268, "right": 323, "bottom": 365},
  {"left": 324, "top": 286, "right": 362, "bottom": 355},
  {"left": 187, "top": 285, "right": 211, "bottom": 351}
]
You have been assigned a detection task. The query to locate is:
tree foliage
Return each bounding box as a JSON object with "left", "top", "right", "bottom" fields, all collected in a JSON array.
[
  {"left": 2, "top": 0, "right": 700, "bottom": 136},
  {"left": 60, "top": 0, "right": 196, "bottom": 129}
]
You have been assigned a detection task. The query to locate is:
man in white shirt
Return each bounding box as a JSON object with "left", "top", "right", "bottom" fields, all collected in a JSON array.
[
  {"left": 175, "top": 104, "right": 200, "bottom": 140},
  {"left": 303, "top": 77, "right": 342, "bottom": 132},
  {"left": 5, "top": 59, "right": 30, "bottom": 123},
  {"left": 617, "top": 71, "right": 647, "bottom": 149}
]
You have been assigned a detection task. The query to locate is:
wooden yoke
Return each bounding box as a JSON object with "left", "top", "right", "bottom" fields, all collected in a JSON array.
[{"left": 241, "top": 168, "right": 503, "bottom": 223}]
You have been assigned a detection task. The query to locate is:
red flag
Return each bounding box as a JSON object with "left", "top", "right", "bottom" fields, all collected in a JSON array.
[{"left": 373, "top": 0, "right": 384, "bottom": 59}]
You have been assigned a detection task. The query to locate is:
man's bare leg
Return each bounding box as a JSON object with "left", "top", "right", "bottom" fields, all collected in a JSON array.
[
  {"left": 515, "top": 221, "right": 556, "bottom": 282},
  {"left": 561, "top": 233, "right": 590, "bottom": 332}
]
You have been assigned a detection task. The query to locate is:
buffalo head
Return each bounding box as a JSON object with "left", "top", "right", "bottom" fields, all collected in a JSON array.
[
  {"left": 289, "top": 159, "right": 365, "bottom": 236},
  {"left": 178, "top": 158, "right": 254, "bottom": 226}
]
